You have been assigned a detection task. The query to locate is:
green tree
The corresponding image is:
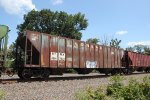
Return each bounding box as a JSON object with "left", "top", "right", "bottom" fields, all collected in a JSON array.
[
  {"left": 110, "top": 38, "right": 121, "bottom": 48},
  {"left": 4, "top": 43, "right": 15, "bottom": 68},
  {"left": 126, "top": 45, "right": 150, "bottom": 55},
  {"left": 17, "top": 9, "right": 88, "bottom": 40},
  {"left": 86, "top": 38, "right": 99, "bottom": 44},
  {"left": 126, "top": 47, "right": 135, "bottom": 52},
  {"left": 134, "top": 45, "right": 145, "bottom": 53},
  {"left": 143, "top": 46, "right": 150, "bottom": 55}
]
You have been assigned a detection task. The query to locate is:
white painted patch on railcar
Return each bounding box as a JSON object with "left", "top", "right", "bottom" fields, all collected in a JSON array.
[
  {"left": 86, "top": 61, "right": 97, "bottom": 68},
  {"left": 50, "top": 52, "right": 58, "bottom": 60},
  {"left": 59, "top": 53, "right": 65, "bottom": 61}
]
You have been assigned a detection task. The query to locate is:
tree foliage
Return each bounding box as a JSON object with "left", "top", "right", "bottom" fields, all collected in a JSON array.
[
  {"left": 143, "top": 46, "right": 150, "bottom": 55},
  {"left": 86, "top": 38, "right": 99, "bottom": 44},
  {"left": 110, "top": 38, "right": 121, "bottom": 49},
  {"left": 126, "top": 45, "right": 150, "bottom": 55},
  {"left": 126, "top": 47, "right": 135, "bottom": 52},
  {"left": 17, "top": 9, "right": 88, "bottom": 40}
]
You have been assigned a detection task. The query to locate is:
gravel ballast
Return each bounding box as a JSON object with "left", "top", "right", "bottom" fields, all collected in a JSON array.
[{"left": 0, "top": 73, "right": 150, "bottom": 100}]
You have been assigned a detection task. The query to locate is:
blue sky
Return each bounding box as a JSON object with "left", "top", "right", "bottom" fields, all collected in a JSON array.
[{"left": 0, "top": 0, "right": 150, "bottom": 48}]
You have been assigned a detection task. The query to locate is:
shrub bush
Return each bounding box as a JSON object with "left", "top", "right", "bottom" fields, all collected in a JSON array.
[{"left": 74, "top": 75, "right": 150, "bottom": 100}]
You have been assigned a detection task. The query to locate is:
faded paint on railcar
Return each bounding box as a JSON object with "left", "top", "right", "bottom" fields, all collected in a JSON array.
[
  {"left": 49, "top": 36, "right": 58, "bottom": 68},
  {"left": 111, "top": 47, "right": 115, "bottom": 68},
  {"left": 66, "top": 39, "right": 73, "bottom": 68},
  {"left": 94, "top": 45, "right": 99, "bottom": 68},
  {"left": 133, "top": 53, "right": 137, "bottom": 67},
  {"left": 90, "top": 44, "right": 95, "bottom": 61},
  {"left": 137, "top": 54, "right": 141, "bottom": 67},
  {"left": 141, "top": 55, "right": 144, "bottom": 67},
  {"left": 107, "top": 47, "right": 111, "bottom": 68},
  {"left": 103, "top": 46, "right": 108, "bottom": 68},
  {"left": 146, "top": 55, "right": 149, "bottom": 67},
  {"left": 114, "top": 48, "right": 118, "bottom": 68},
  {"left": 120, "top": 49, "right": 124, "bottom": 67},
  {"left": 41, "top": 34, "right": 49, "bottom": 67},
  {"left": 99, "top": 45, "right": 103, "bottom": 68},
  {"left": 73, "top": 40, "right": 79, "bottom": 68},
  {"left": 135, "top": 53, "right": 139, "bottom": 67},
  {"left": 144, "top": 55, "right": 147, "bottom": 67},
  {"left": 117, "top": 49, "right": 121, "bottom": 68},
  {"left": 58, "top": 37, "right": 66, "bottom": 68},
  {"left": 79, "top": 42, "right": 85, "bottom": 68},
  {"left": 85, "top": 43, "right": 90, "bottom": 64},
  {"left": 86, "top": 44, "right": 97, "bottom": 68}
]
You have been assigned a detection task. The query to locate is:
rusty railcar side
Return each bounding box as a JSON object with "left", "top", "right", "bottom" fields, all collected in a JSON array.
[
  {"left": 66, "top": 39, "right": 73, "bottom": 68},
  {"left": 72, "top": 40, "right": 79, "bottom": 68},
  {"left": 17, "top": 30, "right": 127, "bottom": 79},
  {"left": 94, "top": 45, "right": 99, "bottom": 68},
  {"left": 99, "top": 45, "right": 103, "bottom": 68},
  {"left": 23, "top": 31, "right": 126, "bottom": 70}
]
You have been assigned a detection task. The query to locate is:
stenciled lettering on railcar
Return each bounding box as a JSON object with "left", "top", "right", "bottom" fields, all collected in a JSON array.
[
  {"left": 50, "top": 52, "right": 58, "bottom": 60},
  {"left": 74, "top": 42, "right": 78, "bottom": 48},
  {"left": 59, "top": 53, "right": 65, "bottom": 61}
]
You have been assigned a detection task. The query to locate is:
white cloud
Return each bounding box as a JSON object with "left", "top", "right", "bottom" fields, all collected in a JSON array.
[
  {"left": 51, "top": 0, "right": 63, "bottom": 5},
  {"left": 0, "top": 0, "right": 36, "bottom": 15},
  {"left": 115, "top": 30, "right": 128, "bottom": 35},
  {"left": 127, "top": 41, "right": 150, "bottom": 46}
]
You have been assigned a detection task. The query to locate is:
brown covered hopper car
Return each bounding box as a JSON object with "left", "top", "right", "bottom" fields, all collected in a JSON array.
[{"left": 16, "top": 30, "right": 125, "bottom": 79}]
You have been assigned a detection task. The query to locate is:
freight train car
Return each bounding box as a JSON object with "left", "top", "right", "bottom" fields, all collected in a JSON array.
[
  {"left": 125, "top": 51, "right": 150, "bottom": 73},
  {"left": 0, "top": 25, "right": 9, "bottom": 76},
  {"left": 16, "top": 30, "right": 125, "bottom": 79},
  {"left": 1, "top": 29, "right": 150, "bottom": 79}
]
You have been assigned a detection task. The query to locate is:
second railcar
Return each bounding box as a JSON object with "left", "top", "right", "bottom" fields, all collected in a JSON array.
[
  {"left": 125, "top": 51, "right": 150, "bottom": 72},
  {"left": 16, "top": 30, "right": 125, "bottom": 79}
]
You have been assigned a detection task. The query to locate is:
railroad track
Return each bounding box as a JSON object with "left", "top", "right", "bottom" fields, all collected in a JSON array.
[{"left": 0, "top": 72, "right": 150, "bottom": 84}]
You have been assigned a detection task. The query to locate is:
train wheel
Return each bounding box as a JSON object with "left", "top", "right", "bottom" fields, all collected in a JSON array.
[
  {"left": 41, "top": 69, "right": 50, "bottom": 78},
  {"left": 21, "top": 69, "right": 32, "bottom": 79}
]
